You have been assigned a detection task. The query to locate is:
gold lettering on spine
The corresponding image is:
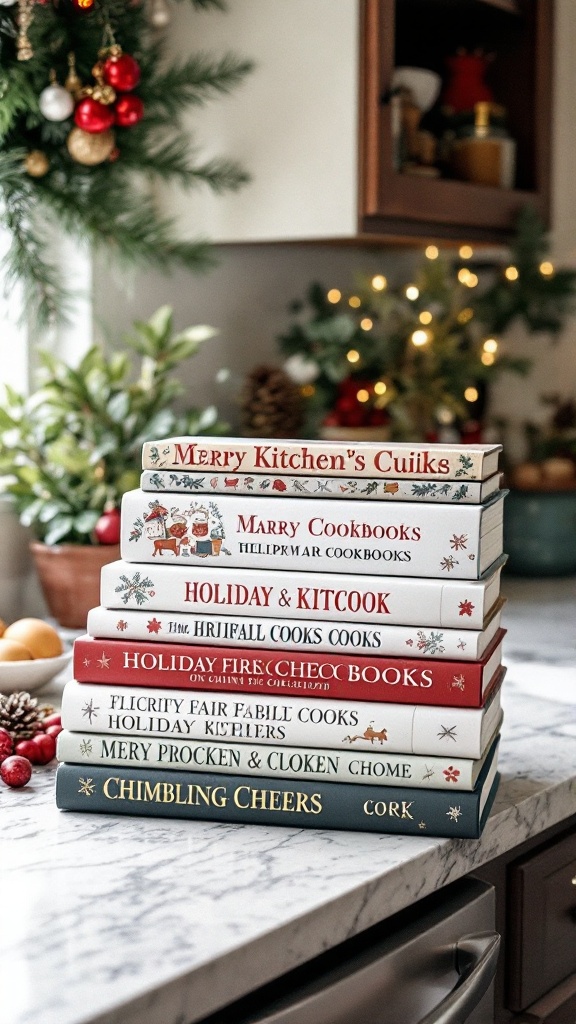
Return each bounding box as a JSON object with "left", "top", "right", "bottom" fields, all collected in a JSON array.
[
  {"left": 234, "top": 785, "right": 251, "bottom": 808},
  {"left": 119, "top": 779, "right": 136, "bottom": 800},
  {"left": 103, "top": 777, "right": 120, "bottom": 799}
]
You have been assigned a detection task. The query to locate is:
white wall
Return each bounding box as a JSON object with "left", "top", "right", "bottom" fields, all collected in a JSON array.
[{"left": 93, "top": 0, "right": 576, "bottom": 445}]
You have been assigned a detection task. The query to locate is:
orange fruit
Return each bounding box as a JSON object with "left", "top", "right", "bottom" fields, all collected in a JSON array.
[
  {"left": 0, "top": 638, "right": 33, "bottom": 661},
  {"left": 3, "top": 618, "right": 63, "bottom": 659}
]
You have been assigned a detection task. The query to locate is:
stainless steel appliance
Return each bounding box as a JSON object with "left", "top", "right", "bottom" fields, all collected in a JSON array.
[{"left": 206, "top": 877, "right": 499, "bottom": 1024}]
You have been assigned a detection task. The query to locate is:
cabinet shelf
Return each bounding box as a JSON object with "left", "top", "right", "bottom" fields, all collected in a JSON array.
[{"left": 360, "top": 0, "right": 554, "bottom": 242}]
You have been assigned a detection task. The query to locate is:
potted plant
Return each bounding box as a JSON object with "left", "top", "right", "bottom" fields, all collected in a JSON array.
[
  {"left": 502, "top": 397, "right": 576, "bottom": 576},
  {"left": 0, "top": 306, "right": 227, "bottom": 628}
]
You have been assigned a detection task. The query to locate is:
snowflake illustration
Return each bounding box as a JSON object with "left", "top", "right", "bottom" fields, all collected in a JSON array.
[
  {"left": 422, "top": 765, "right": 435, "bottom": 780},
  {"left": 79, "top": 739, "right": 93, "bottom": 757},
  {"left": 147, "top": 618, "right": 162, "bottom": 634},
  {"left": 97, "top": 653, "right": 111, "bottom": 669},
  {"left": 450, "top": 534, "right": 468, "bottom": 551},
  {"left": 418, "top": 821, "right": 427, "bottom": 830},
  {"left": 405, "top": 639, "right": 414, "bottom": 647},
  {"left": 446, "top": 805, "right": 462, "bottom": 821},
  {"left": 451, "top": 674, "right": 466, "bottom": 691},
  {"left": 443, "top": 766, "right": 461, "bottom": 783},
  {"left": 81, "top": 699, "right": 100, "bottom": 724},
  {"left": 82, "top": 657, "right": 90, "bottom": 666},
  {"left": 458, "top": 600, "right": 474, "bottom": 617},
  {"left": 78, "top": 778, "right": 96, "bottom": 797},
  {"left": 440, "top": 555, "right": 458, "bottom": 572},
  {"left": 457, "top": 639, "right": 467, "bottom": 650},
  {"left": 437, "top": 724, "right": 458, "bottom": 742},
  {"left": 116, "top": 620, "right": 128, "bottom": 631},
  {"left": 416, "top": 630, "right": 445, "bottom": 655},
  {"left": 115, "top": 572, "right": 155, "bottom": 606}
]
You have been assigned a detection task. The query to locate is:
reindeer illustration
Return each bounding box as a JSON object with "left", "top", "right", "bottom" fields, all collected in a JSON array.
[{"left": 343, "top": 721, "right": 388, "bottom": 745}]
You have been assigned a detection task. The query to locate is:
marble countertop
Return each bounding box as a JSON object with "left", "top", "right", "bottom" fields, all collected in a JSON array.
[{"left": 2, "top": 576, "right": 575, "bottom": 1024}]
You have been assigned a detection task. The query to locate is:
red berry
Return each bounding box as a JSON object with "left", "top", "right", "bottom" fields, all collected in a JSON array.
[
  {"left": 94, "top": 508, "right": 121, "bottom": 545},
  {"left": 0, "top": 728, "right": 13, "bottom": 764},
  {"left": 1, "top": 755, "right": 32, "bottom": 788},
  {"left": 31, "top": 732, "right": 57, "bottom": 765},
  {"left": 14, "top": 739, "right": 43, "bottom": 764},
  {"left": 45, "top": 724, "right": 63, "bottom": 739},
  {"left": 41, "top": 713, "right": 62, "bottom": 729}
]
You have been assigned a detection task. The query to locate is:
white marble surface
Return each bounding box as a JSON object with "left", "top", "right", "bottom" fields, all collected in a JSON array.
[{"left": 1, "top": 576, "right": 575, "bottom": 1024}]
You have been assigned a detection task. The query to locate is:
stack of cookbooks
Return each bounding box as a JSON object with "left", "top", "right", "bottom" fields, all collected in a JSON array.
[{"left": 56, "top": 436, "right": 507, "bottom": 839}]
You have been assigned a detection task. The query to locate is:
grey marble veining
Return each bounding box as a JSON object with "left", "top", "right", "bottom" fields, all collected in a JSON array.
[{"left": 1, "top": 578, "right": 575, "bottom": 1024}]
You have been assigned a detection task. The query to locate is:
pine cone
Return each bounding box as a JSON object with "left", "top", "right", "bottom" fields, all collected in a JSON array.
[
  {"left": 0, "top": 691, "right": 53, "bottom": 740},
  {"left": 240, "top": 364, "right": 304, "bottom": 438}
]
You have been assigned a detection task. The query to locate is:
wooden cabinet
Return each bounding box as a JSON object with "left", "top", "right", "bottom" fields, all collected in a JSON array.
[
  {"left": 360, "top": 0, "right": 554, "bottom": 243},
  {"left": 163, "top": 0, "right": 554, "bottom": 245}
]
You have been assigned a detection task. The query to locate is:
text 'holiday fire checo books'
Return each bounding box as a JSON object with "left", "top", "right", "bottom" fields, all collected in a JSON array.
[
  {"left": 140, "top": 469, "right": 502, "bottom": 505},
  {"left": 55, "top": 734, "right": 501, "bottom": 839},
  {"left": 56, "top": 724, "right": 500, "bottom": 792},
  {"left": 60, "top": 677, "right": 503, "bottom": 760},
  {"left": 73, "top": 631, "right": 506, "bottom": 708},
  {"left": 87, "top": 598, "right": 505, "bottom": 662},
  {"left": 100, "top": 558, "right": 505, "bottom": 630},
  {"left": 141, "top": 437, "right": 502, "bottom": 481},
  {"left": 120, "top": 489, "right": 506, "bottom": 580}
]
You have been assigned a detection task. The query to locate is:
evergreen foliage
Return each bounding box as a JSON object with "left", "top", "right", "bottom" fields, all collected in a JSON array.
[{"left": 0, "top": 0, "right": 253, "bottom": 324}]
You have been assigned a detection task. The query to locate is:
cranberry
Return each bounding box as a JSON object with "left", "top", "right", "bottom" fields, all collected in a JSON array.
[
  {"left": 1, "top": 755, "right": 32, "bottom": 788},
  {"left": 31, "top": 732, "right": 57, "bottom": 765},
  {"left": 14, "top": 739, "right": 43, "bottom": 764}
]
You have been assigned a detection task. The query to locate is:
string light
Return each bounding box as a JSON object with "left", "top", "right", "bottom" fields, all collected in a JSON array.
[
  {"left": 540, "top": 261, "right": 554, "bottom": 276},
  {"left": 349, "top": 295, "right": 361, "bottom": 308},
  {"left": 419, "top": 311, "right": 432, "bottom": 324},
  {"left": 457, "top": 268, "right": 471, "bottom": 284},
  {"left": 374, "top": 381, "right": 387, "bottom": 395},
  {"left": 481, "top": 352, "right": 495, "bottom": 366},
  {"left": 301, "top": 384, "right": 315, "bottom": 397},
  {"left": 483, "top": 338, "right": 498, "bottom": 353},
  {"left": 360, "top": 317, "right": 373, "bottom": 331},
  {"left": 425, "top": 245, "right": 439, "bottom": 260},
  {"left": 411, "top": 329, "right": 429, "bottom": 347},
  {"left": 371, "top": 275, "right": 387, "bottom": 290},
  {"left": 459, "top": 245, "right": 473, "bottom": 260},
  {"left": 505, "top": 266, "right": 519, "bottom": 281},
  {"left": 457, "top": 307, "right": 474, "bottom": 323},
  {"left": 464, "top": 387, "right": 479, "bottom": 403},
  {"left": 465, "top": 273, "right": 478, "bottom": 287},
  {"left": 327, "top": 288, "right": 341, "bottom": 303},
  {"left": 346, "top": 349, "right": 360, "bottom": 363},
  {"left": 356, "top": 389, "right": 370, "bottom": 403},
  {"left": 405, "top": 285, "right": 419, "bottom": 300}
]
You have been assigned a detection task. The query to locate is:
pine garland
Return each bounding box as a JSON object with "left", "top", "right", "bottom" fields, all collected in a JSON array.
[{"left": 0, "top": 0, "right": 254, "bottom": 325}]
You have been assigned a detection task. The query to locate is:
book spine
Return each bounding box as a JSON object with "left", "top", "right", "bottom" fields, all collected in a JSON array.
[
  {"left": 140, "top": 469, "right": 489, "bottom": 504},
  {"left": 101, "top": 559, "right": 500, "bottom": 630},
  {"left": 55, "top": 762, "right": 495, "bottom": 838},
  {"left": 121, "top": 489, "right": 494, "bottom": 580},
  {"left": 87, "top": 605, "right": 496, "bottom": 662},
  {"left": 56, "top": 730, "right": 481, "bottom": 789},
  {"left": 141, "top": 439, "right": 496, "bottom": 482},
  {"left": 60, "top": 679, "right": 496, "bottom": 758},
  {"left": 74, "top": 635, "right": 498, "bottom": 708}
]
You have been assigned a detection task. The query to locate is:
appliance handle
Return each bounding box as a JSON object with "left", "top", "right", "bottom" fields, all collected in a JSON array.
[{"left": 418, "top": 932, "right": 501, "bottom": 1024}]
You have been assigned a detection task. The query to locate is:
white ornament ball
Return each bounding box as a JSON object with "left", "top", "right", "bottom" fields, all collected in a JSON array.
[
  {"left": 283, "top": 353, "right": 320, "bottom": 385},
  {"left": 39, "top": 84, "right": 75, "bottom": 123},
  {"left": 0, "top": 0, "right": 17, "bottom": 6}
]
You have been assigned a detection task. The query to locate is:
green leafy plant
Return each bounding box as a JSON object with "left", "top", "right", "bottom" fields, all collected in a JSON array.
[{"left": 0, "top": 305, "right": 227, "bottom": 545}]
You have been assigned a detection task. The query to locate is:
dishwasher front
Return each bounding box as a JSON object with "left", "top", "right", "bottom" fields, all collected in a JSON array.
[{"left": 202, "top": 876, "right": 499, "bottom": 1024}]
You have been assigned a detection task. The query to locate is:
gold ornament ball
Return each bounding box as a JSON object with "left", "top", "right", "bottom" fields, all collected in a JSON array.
[
  {"left": 24, "top": 150, "right": 50, "bottom": 177},
  {"left": 66, "top": 127, "right": 116, "bottom": 166}
]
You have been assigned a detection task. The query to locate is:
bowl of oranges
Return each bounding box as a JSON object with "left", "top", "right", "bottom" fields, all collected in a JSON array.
[{"left": 0, "top": 617, "right": 71, "bottom": 694}]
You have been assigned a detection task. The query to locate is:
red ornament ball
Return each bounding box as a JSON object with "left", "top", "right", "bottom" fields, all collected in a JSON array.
[
  {"left": 74, "top": 97, "right": 115, "bottom": 134},
  {"left": 94, "top": 507, "right": 121, "bottom": 545},
  {"left": 1, "top": 755, "right": 32, "bottom": 788},
  {"left": 0, "top": 727, "right": 13, "bottom": 764},
  {"left": 114, "top": 94, "right": 144, "bottom": 128},
  {"left": 103, "top": 53, "right": 141, "bottom": 92},
  {"left": 42, "top": 713, "right": 62, "bottom": 730}
]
